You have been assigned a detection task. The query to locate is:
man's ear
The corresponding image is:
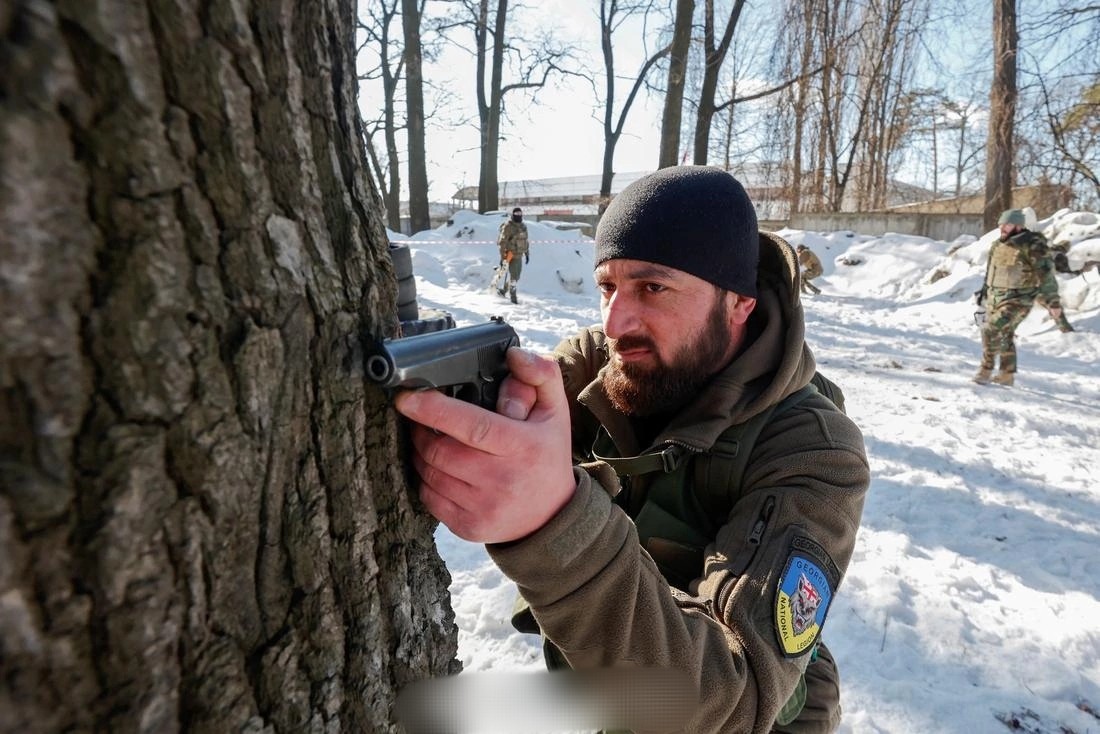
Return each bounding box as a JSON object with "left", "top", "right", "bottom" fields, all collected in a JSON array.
[{"left": 728, "top": 292, "right": 756, "bottom": 326}]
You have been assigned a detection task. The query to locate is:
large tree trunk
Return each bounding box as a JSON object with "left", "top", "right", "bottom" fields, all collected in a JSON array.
[
  {"left": 477, "top": 0, "right": 508, "bottom": 213},
  {"left": 984, "top": 0, "right": 1017, "bottom": 230},
  {"left": 403, "top": 0, "right": 431, "bottom": 233},
  {"left": 0, "top": 2, "right": 459, "bottom": 733},
  {"left": 658, "top": 0, "right": 694, "bottom": 168}
]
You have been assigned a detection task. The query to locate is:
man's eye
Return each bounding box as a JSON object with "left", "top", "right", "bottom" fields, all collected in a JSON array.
[
  {"left": 644, "top": 283, "right": 667, "bottom": 294},
  {"left": 597, "top": 282, "right": 615, "bottom": 294}
]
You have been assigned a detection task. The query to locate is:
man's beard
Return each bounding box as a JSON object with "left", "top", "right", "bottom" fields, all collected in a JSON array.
[{"left": 603, "top": 297, "right": 732, "bottom": 416}]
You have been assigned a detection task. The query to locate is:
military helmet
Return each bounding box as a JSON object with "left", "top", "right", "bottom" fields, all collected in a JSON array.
[{"left": 998, "top": 209, "right": 1026, "bottom": 226}]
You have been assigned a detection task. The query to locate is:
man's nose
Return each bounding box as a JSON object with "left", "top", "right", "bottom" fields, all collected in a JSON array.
[{"left": 602, "top": 292, "right": 639, "bottom": 339}]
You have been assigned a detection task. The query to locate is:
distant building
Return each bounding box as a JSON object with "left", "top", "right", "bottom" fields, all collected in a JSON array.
[
  {"left": 451, "top": 164, "right": 940, "bottom": 233},
  {"left": 395, "top": 201, "right": 456, "bottom": 235},
  {"left": 452, "top": 164, "right": 795, "bottom": 233},
  {"left": 884, "top": 182, "right": 1075, "bottom": 219},
  {"left": 438, "top": 168, "right": 1076, "bottom": 241}
]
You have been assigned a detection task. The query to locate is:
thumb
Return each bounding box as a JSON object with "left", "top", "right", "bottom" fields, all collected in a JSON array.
[{"left": 504, "top": 348, "right": 567, "bottom": 421}]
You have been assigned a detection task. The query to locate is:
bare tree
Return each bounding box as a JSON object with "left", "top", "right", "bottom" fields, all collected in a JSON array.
[
  {"left": 904, "top": 89, "right": 985, "bottom": 202},
  {"left": 1013, "top": 2, "right": 1100, "bottom": 210},
  {"left": 943, "top": 95, "right": 988, "bottom": 199},
  {"left": 658, "top": 0, "right": 695, "bottom": 167},
  {"left": 774, "top": 0, "right": 821, "bottom": 214},
  {"left": 598, "top": 0, "right": 671, "bottom": 214},
  {"left": 690, "top": 0, "right": 746, "bottom": 164},
  {"left": 359, "top": 0, "right": 406, "bottom": 231},
  {"left": 403, "top": 0, "right": 432, "bottom": 232},
  {"left": 812, "top": 0, "right": 852, "bottom": 211},
  {"left": 1032, "top": 77, "right": 1100, "bottom": 207},
  {"left": 442, "top": 0, "right": 577, "bottom": 212},
  {"left": 745, "top": 0, "right": 842, "bottom": 211},
  {"left": 763, "top": 0, "right": 937, "bottom": 213},
  {"left": 1056, "top": 78, "right": 1100, "bottom": 202},
  {"left": 850, "top": 0, "right": 928, "bottom": 210},
  {"left": 984, "top": 0, "right": 1018, "bottom": 229},
  {"left": 1, "top": 2, "right": 459, "bottom": 732}
]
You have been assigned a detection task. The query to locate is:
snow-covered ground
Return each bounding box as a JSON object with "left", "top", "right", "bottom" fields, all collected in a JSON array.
[{"left": 390, "top": 206, "right": 1100, "bottom": 733}]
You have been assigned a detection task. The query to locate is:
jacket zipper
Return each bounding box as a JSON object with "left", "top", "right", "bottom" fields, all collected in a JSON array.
[
  {"left": 747, "top": 496, "right": 776, "bottom": 548},
  {"left": 717, "top": 495, "right": 776, "bottom": 613}
]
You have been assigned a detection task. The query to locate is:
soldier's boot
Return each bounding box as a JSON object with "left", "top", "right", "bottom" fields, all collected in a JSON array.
[
  {"left": 497, "top": 285, "right": 507, "bottom": 297},
  {"left": 509, "top": 284, "right": 518, "bottom": 304},
  {"left": 992, "top": 371, "right": 1015, "bottom": 386},
  {"left": 972, "top": 367, "right": 993, "bottom": 384}
]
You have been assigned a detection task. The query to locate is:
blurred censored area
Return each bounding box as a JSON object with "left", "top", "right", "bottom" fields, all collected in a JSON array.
[{"left": 396, "top": 667, "right": 696, "bottom": 733}]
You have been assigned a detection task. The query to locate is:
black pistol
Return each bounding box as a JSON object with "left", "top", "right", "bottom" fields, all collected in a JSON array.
[{"left": 366, "top": 317, "right": 520, "bottom": 410}]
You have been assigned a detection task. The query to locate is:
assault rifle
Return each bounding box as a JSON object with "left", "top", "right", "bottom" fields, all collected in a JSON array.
[{"left": 366, "top": 316, "right": 520, "bottom": 410}]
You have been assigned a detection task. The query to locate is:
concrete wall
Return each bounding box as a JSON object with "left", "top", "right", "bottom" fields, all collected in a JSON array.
[{"left": 787, "top": 212, "right": 986, "bottom": 241}]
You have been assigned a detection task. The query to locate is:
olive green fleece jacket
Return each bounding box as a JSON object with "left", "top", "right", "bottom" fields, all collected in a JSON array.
[{"left": 487, "top": 232, "right": 869, "bottom": 733}]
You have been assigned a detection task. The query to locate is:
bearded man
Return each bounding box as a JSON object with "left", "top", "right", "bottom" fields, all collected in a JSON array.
[{"left": 395, "top": 166, "right": 869, "bottom": 733}]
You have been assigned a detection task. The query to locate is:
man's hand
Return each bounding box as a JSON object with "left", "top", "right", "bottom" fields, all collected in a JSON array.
[
  {"left": 1049, "top": 305, "right": 1063, "bottom": 321},
  {"left": 394, "top": 348, "right": 577, "bottom": 544}
]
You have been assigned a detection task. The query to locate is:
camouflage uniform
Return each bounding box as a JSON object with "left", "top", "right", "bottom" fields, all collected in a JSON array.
[
  {"left": 797, "top": 247, "right": 823, "bottom": 295},
  {"left": 978, "top": 229, "right": 1062, "bottom": 378},
  {"left": 497, "top": 218, "right": 529, "bottom": 303}
]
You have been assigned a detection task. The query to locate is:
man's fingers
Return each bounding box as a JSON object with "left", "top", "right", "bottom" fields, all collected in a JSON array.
[
  {"left": 396, "top": 389, "right": 501, "bottom": 451},
  {"left": 408, "top": 426, "right": 528, "bottom": 539},
  {"left": 503, "top": 348, "right": 567, "bottom": 421},
  {"left": 397, "top": 388, "right": 535, "bottom": 458},
  {"left": 497, "top": 375, "right": 536, "bottom": 421},
  {"left": 418, "top": 477, "right": 477, "bottom": 539}
]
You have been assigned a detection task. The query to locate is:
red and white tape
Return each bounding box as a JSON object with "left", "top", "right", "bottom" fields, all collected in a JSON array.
[{"left": 389, "top": 239, "right": 592, "bottom": 245}]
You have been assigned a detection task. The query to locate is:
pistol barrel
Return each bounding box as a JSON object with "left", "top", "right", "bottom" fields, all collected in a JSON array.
[{"left": 366, "top": 318, "right": 520, "bottom": 405}]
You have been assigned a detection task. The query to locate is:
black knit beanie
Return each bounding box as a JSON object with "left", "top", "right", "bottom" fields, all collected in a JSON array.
[{"left": 595, "top": 166, "right": 759, "bottom": 297}]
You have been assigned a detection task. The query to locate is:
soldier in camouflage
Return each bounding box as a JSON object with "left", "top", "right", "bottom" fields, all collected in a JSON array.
[
  {"left": 973, "top": 209, "right": 1067, "bottom": 387},
  {"left": 796, "top": 244, "right": 823, "bottom": 295},
  {"left": 497, "top": 207, "right": 530, "bottom": 304}
]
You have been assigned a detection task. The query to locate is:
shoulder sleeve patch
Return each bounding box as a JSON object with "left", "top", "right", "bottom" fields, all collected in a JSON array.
[{"left": 774, "top": 536, "right": 840, "bottom": 658}]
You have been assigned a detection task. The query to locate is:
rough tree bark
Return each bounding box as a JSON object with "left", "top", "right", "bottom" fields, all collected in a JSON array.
[
  {"left": 477, "top": 0, "right": 507, "bottom": 213},
  {"left": 984, "top": 0, "right": 1017, "bottom": 229},
  {"left": 658, "top": 0, "right": 694, "bottom": 168},
  {"left": 403, "top": 0, "right": 432, "bottom": 233},
  {"left": 0, "top": 2, "right": 460, "bottom": 733}
]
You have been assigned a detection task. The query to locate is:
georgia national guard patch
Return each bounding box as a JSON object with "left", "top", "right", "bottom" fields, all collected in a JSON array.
[{"left": 774, "top": 537, "right": 839, "bottom": 658}]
